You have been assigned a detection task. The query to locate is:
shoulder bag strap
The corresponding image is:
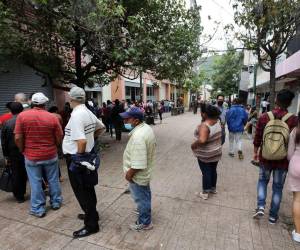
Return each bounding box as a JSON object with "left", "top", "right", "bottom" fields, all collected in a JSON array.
[
  {"left": 281, "top": 113, "right": 293, "bottom": 123},
  {"left": 267, "top": 111, "right": 274, "bottom": 121}
]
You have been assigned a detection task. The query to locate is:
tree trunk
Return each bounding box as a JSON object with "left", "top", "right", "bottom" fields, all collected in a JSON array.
[
  {"left": 75, "top": 29, "right": 83, "bottom": 88},
  {"left": 269, "top": 58, "right": 276, "bottom": 109}
]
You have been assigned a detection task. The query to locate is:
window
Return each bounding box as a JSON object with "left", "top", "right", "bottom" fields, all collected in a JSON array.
[
  {"left": 125, "top": 86, "right": 131, "bottom": 97},
  {"left": 147, "top": 87, "right": 154, "bottom": 97}
]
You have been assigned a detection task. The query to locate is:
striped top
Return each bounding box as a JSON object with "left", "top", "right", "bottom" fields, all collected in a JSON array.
[
  {"left": 192, "top": 121, "right": 222, "bottom": 162},
  {"left": 14, "top": 108, "right": 63, "bottom": 161}
]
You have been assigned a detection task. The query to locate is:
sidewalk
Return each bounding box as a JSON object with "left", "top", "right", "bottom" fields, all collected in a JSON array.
[{"left": 0, "top": 112, "right": 298, "bottom": 250}]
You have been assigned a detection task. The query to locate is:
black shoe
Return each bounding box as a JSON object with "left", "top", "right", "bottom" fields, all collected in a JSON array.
[
  {"left": 73, "top": 227, "right": 99, "bottom": 238},
  {"left": 77, "top": 214, "right": 85, "bottom": 220},
  {"left": 16, "top": 197, "right": 25, "bottom": 203},
  {"left": 124, "top": 188, "right": 130, "bottom": 194}
]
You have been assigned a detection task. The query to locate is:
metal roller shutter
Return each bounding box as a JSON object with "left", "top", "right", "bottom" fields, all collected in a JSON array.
[{"left": 0, "top": 61, "right": 53, "bottom": 115}]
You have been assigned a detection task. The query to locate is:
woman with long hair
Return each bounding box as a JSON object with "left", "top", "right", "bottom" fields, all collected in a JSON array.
[
  {"left": 191, "top": 104, "right": 222, "bottom": 200},
  {"left": 287, "top": 112, "right": 300, "bottom": 242}
]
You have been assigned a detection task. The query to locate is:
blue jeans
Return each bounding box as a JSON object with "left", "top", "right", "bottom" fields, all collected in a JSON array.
[
  {"left": 25, "top": 157, "right": 62, "bottom": 214},
  {"left": 129, "top": 182, "right": 152, "bottom": 225},
  {"left": 257, "top": 166, "right": 287, "bottom": 219}
]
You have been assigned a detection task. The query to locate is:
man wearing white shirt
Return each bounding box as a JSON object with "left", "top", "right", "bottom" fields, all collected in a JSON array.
[{"left": 63, "top": 86, "right": 105, "bottom": 238}]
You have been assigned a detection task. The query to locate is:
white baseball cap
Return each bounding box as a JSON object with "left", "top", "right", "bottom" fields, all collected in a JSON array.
[{"left": 31, "top": 92, "right": 49, "bottom": 105}]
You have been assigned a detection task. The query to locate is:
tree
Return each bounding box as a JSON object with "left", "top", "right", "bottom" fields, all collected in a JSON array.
[
  {"left": 184, "top": 70, "right": 207, "bottom": 94},
  {"left": 210, "top": 48, "right": 242, "bottom": 99},
  {"left": 0, "top": 0, "right": 202, "bottom": 88},
  {"left": 232, "top": 0, "right": 300, "bottom": 108}
]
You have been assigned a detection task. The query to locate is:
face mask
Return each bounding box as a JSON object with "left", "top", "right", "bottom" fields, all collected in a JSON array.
[
  {"left": 124, "top": 123, "right": 134, "bottom": 131},
  {"left": 217, "top": 101, "right": 224, "bottom": 106}
]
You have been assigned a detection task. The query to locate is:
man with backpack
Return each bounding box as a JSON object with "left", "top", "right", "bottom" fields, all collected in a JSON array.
[{"left": 253, "top": 89, "right": 298, "bottom": 224}]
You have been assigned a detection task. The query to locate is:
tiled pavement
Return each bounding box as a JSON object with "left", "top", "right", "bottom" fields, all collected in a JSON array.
[{"left": 0, "top": 112, "right": 299, "bottom": 250}]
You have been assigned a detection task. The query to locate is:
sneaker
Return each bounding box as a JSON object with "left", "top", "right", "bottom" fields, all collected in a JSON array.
[
  {"left": 268, "top": 216, "right": 277, "bottom": 225},
  {"left": 229, "top": 153, "right": 234, "bottom": 157},
  {"left": 238, "top": 151, "right": 244, "bottom": 160},
  {"left": 292, "top": 230, "right": 300, "bottom": 243},
  {"left": 124, "top": 188, "right": 130, "bottom": 194},
  {"left": 197, "top": 192, "right": 209, "bottom": 200},
  {"left": 210, "top": 189, "right": 218, "bottom": 194},
  {"left": 253, "top": 208, "right": 264, "bottom": 219},
  {"left": 52, "top": 204, "right": 61, "bottom": 210},
  {"left": 30, "top": 211, "right": 46, "bottom": 218},
  {"left": 132, "top": 208, "right": 139, "bottom": 215},
  {"left": 130, "top": 222, "right": 153, "bottom": 231}
]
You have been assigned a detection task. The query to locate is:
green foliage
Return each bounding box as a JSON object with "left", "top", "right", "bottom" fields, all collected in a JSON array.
[
  {"left": 184, "top": 70, "right": 207, "bottom": 93},
  {"left": 210, "top": 48, "right": 242, "bottom": 97},
  {"left": 0, "top": 0, "right": 202, "bottom": 87},
  {"left": 232, "top": 0, "right": 300, "bottom": 107}
]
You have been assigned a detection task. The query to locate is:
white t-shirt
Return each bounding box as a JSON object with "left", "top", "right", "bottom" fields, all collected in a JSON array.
[
  {"left": 62, "top": 104, "right": 105, "bottom": 154},
  {"left": 261, "top": 100, "right": 269, "bottom": 108}
]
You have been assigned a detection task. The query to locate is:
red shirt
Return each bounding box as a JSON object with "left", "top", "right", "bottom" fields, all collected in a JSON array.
[
  {"left": 14, "top": 108, "right": 63, "bottom": 161},
  {"left": 0, "top": 113, "right": 13, "bottom": 125},
  {"left": 253, "top": 108, "right": 298, "bottom": 169}
]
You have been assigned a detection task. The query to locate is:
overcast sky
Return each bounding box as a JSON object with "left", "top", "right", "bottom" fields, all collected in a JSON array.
[{"left": 192, "top": 0, "right": 237, "bottom": 52}]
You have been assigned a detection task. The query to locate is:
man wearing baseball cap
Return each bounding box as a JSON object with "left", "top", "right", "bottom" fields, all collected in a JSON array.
[
  {"left": 120, "top": 107, "right": 156, "bottom": 231},
  {"left": 14, "top": 92, "right": 63, "bottom": 218},
  {"left": 63, "top": 86, "right": 105, "bottom": 238}
]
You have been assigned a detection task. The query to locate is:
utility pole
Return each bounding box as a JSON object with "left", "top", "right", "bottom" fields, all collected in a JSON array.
[
  {"left": 252, "top": 64, "right": 257, "bottom": 107},
  {"left": 139, "top": 71, "right": 143, "bottom": 102}
]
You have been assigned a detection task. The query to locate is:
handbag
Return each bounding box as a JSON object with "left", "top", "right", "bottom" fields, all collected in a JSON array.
[{"left": 0, "top": 165, "right": 13, "bottom": 192}]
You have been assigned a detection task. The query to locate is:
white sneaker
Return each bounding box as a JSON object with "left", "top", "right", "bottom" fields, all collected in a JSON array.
[
  {"left": 197, "top": 192, "right": 208, "bottom": 200},
  {"left": 130, "top": 222, "right": 153, "bottom": 231},
  {"left": 292, "top": 230, "right": 300, "bottom": 243},
  {"left": 132, "top": 208, "right": 139, "bottom": 215}
]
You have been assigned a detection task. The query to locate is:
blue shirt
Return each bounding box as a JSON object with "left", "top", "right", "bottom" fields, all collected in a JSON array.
[{"left": 226, "top": 105, "right": 248, "bottom": 132}]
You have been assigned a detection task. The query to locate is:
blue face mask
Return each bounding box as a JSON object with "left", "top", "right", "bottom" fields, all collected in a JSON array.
[{"left": 124, "top": 123, "right": 134, "bottom": 131}]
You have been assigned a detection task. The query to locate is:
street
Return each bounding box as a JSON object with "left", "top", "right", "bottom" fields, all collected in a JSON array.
[{"left": 0, "top": 112, "right": 298, "bottom": 250}]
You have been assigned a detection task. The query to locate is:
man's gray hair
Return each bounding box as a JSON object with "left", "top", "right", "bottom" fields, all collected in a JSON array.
[{"left": 15, "top": 93, "right": 28, "bottom": 104}]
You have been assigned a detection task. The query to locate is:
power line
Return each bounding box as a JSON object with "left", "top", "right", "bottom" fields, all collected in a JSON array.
[{"left": 210, "top": 0, "right": 234, "bottom": 17}]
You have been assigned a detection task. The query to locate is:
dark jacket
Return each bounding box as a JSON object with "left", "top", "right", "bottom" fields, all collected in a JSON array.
[
  {"left": 226, "top": 105, "right": 248, "bottom": 132},
  {"left": 1, "top": 115, "right": 23, "bottom": 159},
  {"left": 111, "top": 105, "right": 124, "bottom": 124}
]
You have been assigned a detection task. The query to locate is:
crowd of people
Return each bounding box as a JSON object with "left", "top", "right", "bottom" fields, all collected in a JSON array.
[
  {"left": 191, "top": 89, "right": 300, "bottom": 243},
  {"left": 1, "top": 87, "right": 300, "bottom": 243},
  {"left": 0, "top": 88, "right": 159, "bottom": 238}
]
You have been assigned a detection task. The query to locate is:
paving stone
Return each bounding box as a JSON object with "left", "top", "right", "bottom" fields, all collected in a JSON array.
[{"left": 0, "top": 112, "right": 297, "bottom": 249}]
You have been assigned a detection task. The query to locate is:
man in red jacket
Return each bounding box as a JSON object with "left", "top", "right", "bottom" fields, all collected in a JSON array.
[{"left": 253, "top": 89, "right": 298, "bottom": 224}]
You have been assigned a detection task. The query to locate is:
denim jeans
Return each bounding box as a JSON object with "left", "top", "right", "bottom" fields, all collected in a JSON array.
[
  {"left": 257, "top": 166, "right": 287, "bottom": 219},
  {"left": 25, "top": 157, "right": 62, "bottom": 214},
  {"left": 129, "top": 182, "right": 152, "bottom": 225},
  {"left": 198, "top": 159, "right": 218, "bottom": 192}
]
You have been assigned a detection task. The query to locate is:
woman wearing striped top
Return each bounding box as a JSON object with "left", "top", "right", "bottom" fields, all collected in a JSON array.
[{"left": 191, "top": 104, "right": 222, "bottom": 200}]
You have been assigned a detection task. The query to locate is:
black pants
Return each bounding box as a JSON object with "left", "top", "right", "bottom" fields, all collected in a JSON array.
[
  {"left": 158, "top": 111, "right": 162, "bottom": 121},
  {"left": 10, "top": 156, "right": 27, "bottom": 200},
  {"left": 193, "top": 106, "right": 198, "bottom": 114},
  {"left": 197, "top": 159, "right": 218, "bottom": 192},
  {"left": 113, "top": 122, "right": 123, "bottom": 141},
  {"left": 65, "top": 156, "right": 99, "bottom": 230},
  {"left": 102, "top": 117, "right": 109, "bottom": 132}
]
